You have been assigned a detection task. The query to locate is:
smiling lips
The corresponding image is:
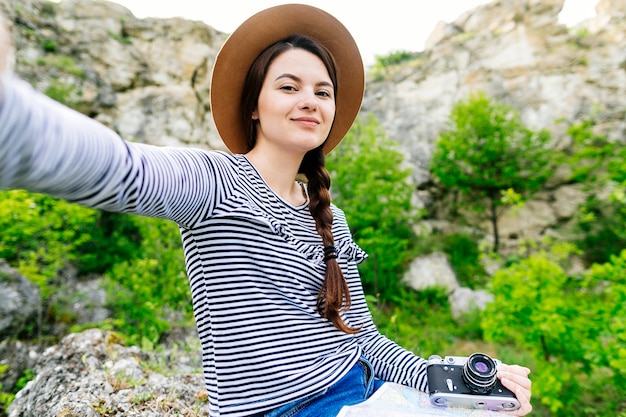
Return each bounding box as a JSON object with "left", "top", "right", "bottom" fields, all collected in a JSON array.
[{"left": 292, "top": 117, "right": 319, "bottom": 127}]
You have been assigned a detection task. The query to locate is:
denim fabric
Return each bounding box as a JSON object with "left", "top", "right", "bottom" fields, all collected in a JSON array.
[{"left": 263, "top": 357, "right": 385, "bottom": 417}]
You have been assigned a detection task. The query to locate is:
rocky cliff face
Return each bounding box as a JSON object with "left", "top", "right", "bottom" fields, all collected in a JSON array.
[
  {"left": 362, "top": 0, "right": 625, "bottom": 250},
  {"left": 1, "top": 0, "right": 226, "bottom": 150}
]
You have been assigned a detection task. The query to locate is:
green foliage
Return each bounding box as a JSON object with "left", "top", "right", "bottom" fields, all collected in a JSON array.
[
  {"left": 0, "top": 190, "right": 140, "bottom": 294},
  {"left": 566, "top": 119, "right": 626, "bottom": 264},
  {"left": 373, "top": 50, "right": 420, "bottom": 68},
  {"left": 43, "top": 80, "right": 78, "bottom": 108},
  {"left": 576, "top": 196, "right": 626, "bottom": 265},
  {"left": 41, "top": 39, "right": 57, "bottom": 53},
  {"left": 481, "top": 246, "right": 626, "bottom": 416},
  {"left": 103, "top": 216, "right": 192, "bottom": 345},
  {"left": 77, "top": 211, "right": 143, "bottom": 274},
  {"left": 411, "top": 231, "right": 488, "bottom": 289},
  {"left": 108, "top": 30, "right": 133, "bottom": 45},
  {"left": 0, "top": 189, "right": 190, "bottom": 345},
  {"left": 441, "top": 233, "right": 488, "bottom": 288},
  {"left": 565, "top": 119, "right": 615, "bottom": 183},
  {"left": 0, "top": 366, "right": 34, "bottom": 414},
  {"left": 0, "top": 190, "right": 99, "bottom": 298},
  {"left": 36, "top": 54, "right": 85, "bottom": 77},
  {"left": 430, "top": 91, "right": 554, "bottom": 252},
  {"left": 13, "top": 369, "right": 34, "bottom": 393},
  {"left": 369, "top": 288, "right": 461, "bottom": 356},
  {"left": 369, "top": 50, "right": 422, "bottom": 81},
  {"left": 0, "top": 365, "right": 12, "bottom": 415},
  {"left": 0, "top": 190, "right": 142, "bottom": 340},
  {"left": 0, "top": 389, "right": 12, "bottom": 417},
  {"left": 327, "top": 115, "right": 422, "bottom": 300}
]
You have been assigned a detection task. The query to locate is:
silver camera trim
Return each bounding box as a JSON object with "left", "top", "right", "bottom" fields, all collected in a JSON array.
[
  {"left": 430, "top": 392, "right": 521, "bottom": 411},
  {"left": 426, "top": 354, "right": 521, "bottom": 412}
]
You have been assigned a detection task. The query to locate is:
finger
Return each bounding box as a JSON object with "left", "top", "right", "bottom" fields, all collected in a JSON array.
[
  {"left": 501, "top": 374, "right": 531, "bottom": 399},
  {"left": 501, "top": 378, "right": 533, "bottom": 416},
  {"left": 499, "top": 376, "right": 532, "bottom": 416},
  {"left": 498, "top": 363, "right": 531, "bottom": 377},
  {"left": 498, "top": 369, "right": 532, "bottom": 391},
  {"left": 495, "top": 364, "right": 533, "bottom": 416}
]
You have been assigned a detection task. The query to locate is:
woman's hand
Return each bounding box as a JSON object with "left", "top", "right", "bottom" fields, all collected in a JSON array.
[{"left": 497, "top": 363, "right": 532, "bottom": 416}]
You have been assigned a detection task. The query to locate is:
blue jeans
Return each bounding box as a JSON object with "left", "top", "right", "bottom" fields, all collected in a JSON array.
[{"left": 263, "top": 357, "right": 385, "bottom": 417}]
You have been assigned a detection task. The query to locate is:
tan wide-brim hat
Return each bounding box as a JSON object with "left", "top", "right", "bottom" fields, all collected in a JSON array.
[{"left": 210, "top": 3, "right": 365, "bottom": 154}]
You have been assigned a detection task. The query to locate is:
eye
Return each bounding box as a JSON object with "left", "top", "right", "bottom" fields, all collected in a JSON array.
[
  {"left": 280, "top": 84, "right": 297, "bottom": 91},
  {"left": 317, "top": 89, "right": 333, "bottom": 98}
]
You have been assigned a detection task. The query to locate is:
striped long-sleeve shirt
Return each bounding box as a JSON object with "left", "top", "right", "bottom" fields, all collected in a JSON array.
[{"left": 0, "top": 76, "right": 428, "bottom": 416}]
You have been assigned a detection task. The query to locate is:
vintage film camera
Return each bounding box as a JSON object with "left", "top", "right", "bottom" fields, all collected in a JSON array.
[{"left": 426, "top": 352, "right": 521, "bottom": 411}]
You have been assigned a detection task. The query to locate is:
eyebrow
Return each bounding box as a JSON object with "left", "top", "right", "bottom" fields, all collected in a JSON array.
[{"left": 275, "top": 73, "right": 334, "bottom": 89}]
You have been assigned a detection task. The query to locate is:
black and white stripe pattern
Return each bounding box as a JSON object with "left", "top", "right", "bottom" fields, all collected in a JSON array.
[{"left": 0, "top": 76, "right": 428, "bottom": 416}]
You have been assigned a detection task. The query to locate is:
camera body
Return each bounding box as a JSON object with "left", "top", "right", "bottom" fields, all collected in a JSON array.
[{"left": 426, "top": 353, "right": 520, "bottom": 411}]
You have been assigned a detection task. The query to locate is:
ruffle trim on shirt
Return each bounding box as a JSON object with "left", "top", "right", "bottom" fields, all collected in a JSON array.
[
  {"left": 211, "top": 196, "right": 368, "bottom": 267},
  {"left": 281, "top": 230, "right": 368, "bottom": 267}
]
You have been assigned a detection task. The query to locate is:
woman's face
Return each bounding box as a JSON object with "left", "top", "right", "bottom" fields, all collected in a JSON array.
[{"left": 252, "top": 48, "right": 336, "bottom": 156}]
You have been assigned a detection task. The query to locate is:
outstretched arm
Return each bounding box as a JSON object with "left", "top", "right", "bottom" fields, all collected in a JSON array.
[{"left": 0, "top": 12, "right": 218, "bottom": 228}]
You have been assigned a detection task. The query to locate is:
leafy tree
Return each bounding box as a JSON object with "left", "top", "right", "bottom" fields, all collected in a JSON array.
[
  {"left": 327, "top": 114, "right": 422, "bottom": 300},
  {"left": 430, "top": 92, "right": 553, "bottom": 252},
  {"left": 482, "top": 246, "right": 626, "bottom": 416}
]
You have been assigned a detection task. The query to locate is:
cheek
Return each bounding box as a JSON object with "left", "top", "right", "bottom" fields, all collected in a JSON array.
[{"left": 326, "top": 104, "right": 337, "bottom": 123}]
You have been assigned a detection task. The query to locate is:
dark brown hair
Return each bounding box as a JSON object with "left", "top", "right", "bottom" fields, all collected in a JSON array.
[{"left": 241, "top": 34, "right": 359, "bottom": 334}]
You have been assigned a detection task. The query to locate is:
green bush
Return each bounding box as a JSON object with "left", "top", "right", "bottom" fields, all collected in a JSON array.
[
  {"left": 327, "top": 115, "right": 422, "bottom": 300},
  {"left": 481, "top": 245, "right": 626, "bottom": 416},
  {"left": 102, "top": 216, "right": 192, "bottom": 345},
  {"left": 0, "top": 190, "right": 99, "bottom": 298},
  {"left": 566, "top": 119, "right": 626, "bottom": 264},
  {"left": 441, "top": 233, "right": 487, "bottom": 289},
  {"left": 0, "top": 190, "right": 142, "bottom": 293},
  {"left": 0, "top": 190, "right": 144, "bottom": 340},
  {"left": 368, "top": 286, "right": 499, "bottom": 361},
  {"left": 0, "top": 366, "right": 34, "bottom": 414}
]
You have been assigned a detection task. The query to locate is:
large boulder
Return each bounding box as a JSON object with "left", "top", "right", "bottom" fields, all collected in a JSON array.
[
  {"left": 403, "top": 252, "right": 459, "bottom": 292},
  {"left": 0, "top": 260, "right": 41, "bottom": 340},
  {"left": 8, "top": 328, "right": 207, "bottom": 417}
]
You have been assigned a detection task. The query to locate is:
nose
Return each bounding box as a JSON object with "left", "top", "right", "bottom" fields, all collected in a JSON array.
[{"left": 298, "top": 90, "right": 318, "bottom": 111}]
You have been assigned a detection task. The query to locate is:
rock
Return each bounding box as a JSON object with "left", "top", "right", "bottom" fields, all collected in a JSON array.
[
  {"left": 7, "top": 329, "right": 208, "bottom": 417},
  {"left": 0, "top": 339, "right": 40, "bottom": 393},
  {"left": 496, "top": 200, "right": 557, "bottom": 244},
  {"left": 552, "top": 185, "right": 587, "bottom": 220},
  {"left": 0, "top": 260, "right": 41, "bottom": 340},
  {"left": 403, "top": 252, "right": 459, "bottom": 292},
  {"left": 449, "top": 287, "right": 495, "bottom": 319}
]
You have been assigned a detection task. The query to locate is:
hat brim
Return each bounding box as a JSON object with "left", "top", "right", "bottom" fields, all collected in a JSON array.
[{"left": 210, "top": 4, "right": 365, "bottom": 155}]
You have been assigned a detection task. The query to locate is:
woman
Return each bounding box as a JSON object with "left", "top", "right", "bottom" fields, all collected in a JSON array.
[{"left": 0, "top": 4, "right": 531, "bottom": 417}]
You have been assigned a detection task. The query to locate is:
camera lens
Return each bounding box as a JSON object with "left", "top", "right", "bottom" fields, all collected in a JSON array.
[{"left": 462, "top": 353, "right": 497, "bottom": 394}]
